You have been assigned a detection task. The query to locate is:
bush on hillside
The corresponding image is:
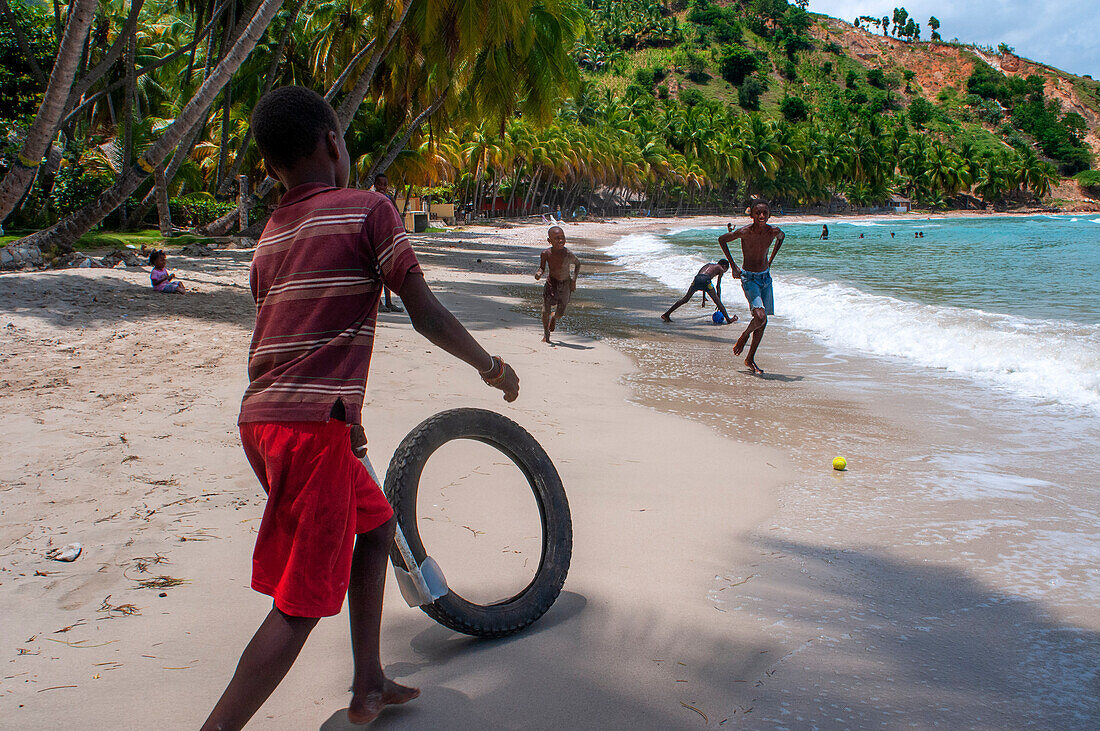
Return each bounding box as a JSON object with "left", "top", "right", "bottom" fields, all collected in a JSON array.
[
  {"left": 679, "top": 87, "right": 705, "bottom": 106},
  {"left": 674, "top": 48, "right": 710, "bottom": 82},
  {"left": 738, "top": 75, "right": 768, "bottom": 109},
  {"left": 780, "top": 95, "right": 809, "bottom": 121},
  {"left": 718, "top": 44, "right": 759, "bottom": 86},
  {"left": 908, "top": 97, "right": 935, "bottom": 126},
  {"left": 1075, "top": 170, "right": 1100, "bottom": 194}
]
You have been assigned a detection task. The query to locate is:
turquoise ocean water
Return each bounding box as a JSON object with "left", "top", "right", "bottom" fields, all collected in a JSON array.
[{"left": 608, "top": 214, "right": 1100, "bottom": 411}]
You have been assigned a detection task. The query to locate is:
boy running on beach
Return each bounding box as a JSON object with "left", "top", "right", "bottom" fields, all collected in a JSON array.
[
  {"left": 534, "top": 226, "right": 580, "bottom": 343},
  {"left": 201, "top": 86, "right": 518, "bottom": 731},
  {"left": 719, "top": 201, "right": 784, "bottom": 375},
  {"left": 661, "top": 260, "right": 736, "bottom": 324}
]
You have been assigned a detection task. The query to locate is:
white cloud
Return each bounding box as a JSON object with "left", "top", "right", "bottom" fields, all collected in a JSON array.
[{"left": 807, "top": 1, "right": 1099, "bottom": 78}]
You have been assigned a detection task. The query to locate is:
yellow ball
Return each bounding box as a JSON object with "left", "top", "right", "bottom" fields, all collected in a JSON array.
[{"left": 832, "top": 456, "right": 847, "bottom": 471}]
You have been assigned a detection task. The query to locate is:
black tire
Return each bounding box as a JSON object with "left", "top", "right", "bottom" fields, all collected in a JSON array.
[{"left": 384, "top": 408, "right": 572, "bottom": 638}]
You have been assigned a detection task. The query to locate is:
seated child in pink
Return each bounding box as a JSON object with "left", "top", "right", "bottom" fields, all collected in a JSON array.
[{"left": 148, "top": 250, "right": 187, "bottom": 293}]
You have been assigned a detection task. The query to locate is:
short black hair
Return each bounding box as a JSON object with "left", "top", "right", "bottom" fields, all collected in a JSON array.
[
  {"left": 374, "top": 173, "right": 388, "bottom": 181},
  {"left": 148, "top": 249, "right": 164, "bottom": 266},
  {"left": 750, "top": 199, "right": 769, "bottom": 212},
  {"left": 251, "top": 86, "right": 339, "bottom": 171},
  {"left": 718, "top": 259, "right": 730, "bottom": 268}
]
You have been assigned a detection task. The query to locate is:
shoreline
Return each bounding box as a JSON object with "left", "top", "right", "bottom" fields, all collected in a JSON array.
[{"left": 2, "top": 213, "right": 1096, "bottom": 726}]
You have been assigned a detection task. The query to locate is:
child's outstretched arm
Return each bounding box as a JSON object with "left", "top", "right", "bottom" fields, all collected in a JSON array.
[
  {"left": 399, "top": 273, "right": 519, "bottom": 402},
  {"left": 717, "top": 225, "right": 742, "bottom": 276},
  {"left": 768, "top": 229, "right": 785, "bottom": 268}
]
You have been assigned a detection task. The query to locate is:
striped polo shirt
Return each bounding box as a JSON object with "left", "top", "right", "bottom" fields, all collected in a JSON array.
[{"left": 238, "top": 183, "right": 421, "bottom": 426}]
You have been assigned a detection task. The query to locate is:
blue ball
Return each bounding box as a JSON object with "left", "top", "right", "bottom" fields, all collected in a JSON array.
[{"left": 712, "top": 310, "right": 725, "bottom": 324}]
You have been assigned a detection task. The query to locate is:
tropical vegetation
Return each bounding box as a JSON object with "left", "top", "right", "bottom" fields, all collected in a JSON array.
[{"left": 0, "top": 0, "right": 1095, "bottom": 255}]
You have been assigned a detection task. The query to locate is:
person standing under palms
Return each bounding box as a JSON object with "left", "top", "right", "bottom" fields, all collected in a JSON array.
[{"left": 372, "top": 173, "right": 403, "bottom": 312}]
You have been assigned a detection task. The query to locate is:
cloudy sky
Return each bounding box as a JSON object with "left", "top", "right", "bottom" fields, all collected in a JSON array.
[{"left": 806, "top": 1, "right": 1099, "bottom": 78}]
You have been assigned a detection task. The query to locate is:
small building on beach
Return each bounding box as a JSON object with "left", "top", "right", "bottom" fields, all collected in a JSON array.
[{"left": 890, "top": 195, "right": 912, "bottom": 213}]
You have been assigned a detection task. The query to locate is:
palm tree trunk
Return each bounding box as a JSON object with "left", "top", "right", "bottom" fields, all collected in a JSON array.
[
  {"left": 334, "top": 0, "right": 414, "bottom": 129},
  {"left": 119, "top": 28, "right": 137, "bottom": 228},
  {"left": 11, "top": 0, "right": 286, "bottom": 252},
  {"left": 205, "top": 23, "right": 429, "bottom": 235},
  {"left": 63, "top": 0, "right": 147, "bottom": 118},
  {"left": 216, "top": 0, "right": 304, "bottom": 197},
  {"left": 505, "top": 164, "right": 523, "bottom": 215},
  {"left": 522, "top": 168, "right": 541, "bottom": 214},
  {"left": 0, "top": 0, "right": 48, "bottom": 87},
  {"left": 363, "top": 91, "right": 448, "bottom": 184},
  {"left": 0, "top": 0, "right": 97, "bottom": 232},
  {"left": 154, "top": 164, "right": 172, "bottom": 236}
]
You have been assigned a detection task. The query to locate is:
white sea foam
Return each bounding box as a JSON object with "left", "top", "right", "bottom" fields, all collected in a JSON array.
[
  {"left": 607, "top": 233, "right": 1100, "bottom": 411},
  {"left": 779, "top": 275, "right": 1100, "bottom": 410},
  {"left": 1091, "top": 218, "right": 1100, "bottom": 224}
]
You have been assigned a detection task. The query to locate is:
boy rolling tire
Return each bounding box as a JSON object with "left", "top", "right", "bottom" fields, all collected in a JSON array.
[{"left": 384, "top": 408, "right": 572, "bottom": 638}]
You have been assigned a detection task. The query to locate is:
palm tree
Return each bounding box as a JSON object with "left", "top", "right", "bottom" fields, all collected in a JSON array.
[
  {"left": 0, "top": 0, "right": 98, "bottom": 232},
  {"left": 13, "top": 0, "right": 288, "bottom": 251}
]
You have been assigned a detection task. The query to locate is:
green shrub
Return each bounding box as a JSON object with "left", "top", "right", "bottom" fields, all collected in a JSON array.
[
  {"left": 168, "top": 194, "right": 235, "bottom": 226},
  {"left": 1075, "top": 170, "right": 1100, "bottom": 194},
  {"left": 50, "top": 166, "right": 113, "bottom": 215},
  {"left": 738, "top": 75, "right": 767, "bottom": 109},
  {"left": 779, "top": 95, "right": 809, "bottom": 121},
  {"left": 634, "top": 67, "right": 655, "bottom": 89},
  {"left": 908, "top": 97, "right": 935, "bottom": 126},
  {"left": 674, "top": 48, "right": 709, "bottom": 82},
  {"left": 679, "top": 87, "right": 705, "bottom": 106},
  {"left": 718, "top": 44, "right": 759, "bottom": 86}
]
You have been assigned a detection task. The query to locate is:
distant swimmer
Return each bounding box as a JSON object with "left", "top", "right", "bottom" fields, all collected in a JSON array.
[
  {"left": 719, "top": 200, "right": 785, "bottom": 375},
  {"left": 535, "top": 226, "right": 581, "bottom": 344},
  {"left": 859, "top": 233, "right": 865, "bottom": 238},
  {"left": 820, "top": 224, "right": 829, "bottom": 240},
  {"left": 891, "top": 232, "right": 895, "bottom": 238},
  {"left": 661, "top": 260, "right": 737, "bottom": 324}
]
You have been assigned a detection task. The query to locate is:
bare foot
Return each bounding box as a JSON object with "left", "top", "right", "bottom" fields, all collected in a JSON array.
[
  {"left": 348, "top": 679, "right": 420, "bottom": 725},
  {"left": 745, "top": 357, "right": 764, "bottom": 375},
  {"left": 733, "top": 332, "right": 749, "bottom": 356},
  {"left": 542, "top": 333, "right": 551, "bottom": 343},
  {"left": 728, "top": 314, "right": 738, "bottom": 323},
  {"left": 661, "top": 314, "right": 671, "bottom": 322}
]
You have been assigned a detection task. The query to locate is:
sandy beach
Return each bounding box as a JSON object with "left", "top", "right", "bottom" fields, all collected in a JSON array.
[{"left": 2, "top": 213, "right": 1097, "bottom": 728}]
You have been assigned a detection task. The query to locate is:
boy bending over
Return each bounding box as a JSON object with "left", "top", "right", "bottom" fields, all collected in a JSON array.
[
  {"left": 661, "top": 260, "right": 736, "bottom": 324},
  {"left": 718, "top": 201, "right": 784, "bottom": 375},
  {"left": 201, "top": 86, "right": 518, "bottom": 730}
]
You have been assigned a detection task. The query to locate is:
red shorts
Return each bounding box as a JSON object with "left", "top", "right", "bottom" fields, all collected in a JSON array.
[{"left": 240, "top": 420, "right": 394, "bottom": 617}]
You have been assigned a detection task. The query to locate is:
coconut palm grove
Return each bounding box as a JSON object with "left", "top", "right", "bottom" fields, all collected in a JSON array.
[{"left": 1, "top": 0, "right": 1098, "bottom": 255}]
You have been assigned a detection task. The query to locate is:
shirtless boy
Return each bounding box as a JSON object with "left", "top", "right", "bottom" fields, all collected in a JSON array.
[
  {"left": 534, "top": 226, "right": 581, "bottom": 343},
  {"left": 718, "top": 201, "right": 785, "bottom": 374},
  {"left": 661, "top": 260, "right": 736, "bottom": 324}
]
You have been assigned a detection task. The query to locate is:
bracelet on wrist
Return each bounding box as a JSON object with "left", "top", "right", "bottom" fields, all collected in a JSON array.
[{"left": 480, "top": 355, "right": 507, "bottom": 386}]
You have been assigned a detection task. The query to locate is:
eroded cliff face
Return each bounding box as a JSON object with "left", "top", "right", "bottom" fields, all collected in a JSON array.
[{"left": 812, "top": 16, "right": 1100, "bottom": 158}]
